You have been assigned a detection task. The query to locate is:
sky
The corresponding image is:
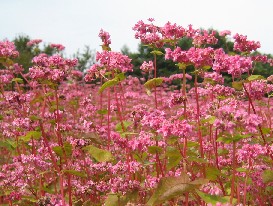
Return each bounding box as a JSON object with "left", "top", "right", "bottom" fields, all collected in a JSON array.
[{"left": 1, "top": 0, "right": 273, "bottom": 57}]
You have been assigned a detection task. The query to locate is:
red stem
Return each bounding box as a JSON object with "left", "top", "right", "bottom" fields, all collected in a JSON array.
[{"left": 153, "top": 54, "right": 158, "bottom": 109}]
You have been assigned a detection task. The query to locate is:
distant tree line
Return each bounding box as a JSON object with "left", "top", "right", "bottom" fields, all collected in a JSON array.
[
  {"left": 122, "top": 31, "right": 273, "bottom": 86},
  {"left": 11, "top": 35, "right": 95, "bottom": 74},
  {"left": 9, "top": 33, "right": 273, "bottom": 86}
]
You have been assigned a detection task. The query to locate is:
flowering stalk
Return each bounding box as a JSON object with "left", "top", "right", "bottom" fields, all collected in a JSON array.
[
  {"left": 242, "top": 83, "right": 266, "bottom": 144},
  {"left": 230, "top": 141, "right": 237, "bottom": 204},
  {"left": 194, "top": 71, "right": 205, "bottom": 175},
  {"left": 153, "top": 53, "right": 158, "bottom": 109}
]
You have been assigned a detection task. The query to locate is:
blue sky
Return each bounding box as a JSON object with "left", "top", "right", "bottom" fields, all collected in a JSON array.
[{"left": 1, "top": 0, "right": 273, "bottom": 56}]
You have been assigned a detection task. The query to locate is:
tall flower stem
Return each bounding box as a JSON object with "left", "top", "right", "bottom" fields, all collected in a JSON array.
[
  {"left": 230, "top": 141, "right": 237, "bottom": 204},
  {"left": 194, "top": 72, "right": 205, "bottom": 176},
  {"left": 242, "top": 83, "right": 266, "bottom": 144},
  {"left": 153, "top": 53, "right": 158, "bottom": 109},
  {"left": 107, "top": 89, "right": 111, "bottom": 150}
]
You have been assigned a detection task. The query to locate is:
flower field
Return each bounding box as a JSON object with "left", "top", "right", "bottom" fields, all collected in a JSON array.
[{"left": 1, "top": 19, "right": 273, "bottom": 205}]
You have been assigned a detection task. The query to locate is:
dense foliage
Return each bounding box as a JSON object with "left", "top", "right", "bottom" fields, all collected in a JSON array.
[{"left": 1, "top": 19, "right": 273, "bottom": 205}]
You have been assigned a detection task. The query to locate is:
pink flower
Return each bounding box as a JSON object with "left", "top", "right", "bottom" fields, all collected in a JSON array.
[
  {"left": 204, "top": 72, "right": 224, "bottom": 84},
  {"left": 94, "top": 50, "right": 133, "bottom": 73},
  {"left": 140, "top": 61, "right": 154, "bottom": 72},
  {"left": 50, "top": 43, "right": 65, "bottom": 51},
  {"left": 0, "top": 40, "right": 19, "bottom": 58},
  {"left": 161, "top": 21, "right": 186, "bottom": 40},
  {"left": 192, "top": 29, "right": 218, "bottom": 46},
  {"left": 219, "top": 30, "right": 231, "bottom": 37},
  {"left": 233, "top": 33, "right": 260, "bottom": 52},
  {"left": 99, "top": 29, "right": 111, "bottom": 47},
  {"left": 237, "top": 144, "right": 265, "bottom": 162},
  {"left": 26, "top": 39, "right": 42, "bottom": 47},
  {"left": 133, "top": 19, "right": 163, "bottom": 48},
  {"left": 213, "top": 48, "right": 252, "bottom": 78},
  {"left": 251, "top": 54, "right": 268, "bottom": 63},
  {"left": 168, "top": 93, "right": 186, "bottom": 107},
  {"left": 268, "top": 58, "right": 273, "bottom": 66}
]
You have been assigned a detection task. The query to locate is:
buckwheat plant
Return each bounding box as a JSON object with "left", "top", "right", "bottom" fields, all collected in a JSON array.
[{"left": 0, "top": 19, "right": 273, "bottom": 206}]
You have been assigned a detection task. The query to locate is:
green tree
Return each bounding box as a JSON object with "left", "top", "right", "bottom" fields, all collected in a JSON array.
[
  {"left": 73, "top": 46, "right": 95, "bottom": 73},
  {"left": 13, "top": 35, "right": 55, "bottom": 72}
]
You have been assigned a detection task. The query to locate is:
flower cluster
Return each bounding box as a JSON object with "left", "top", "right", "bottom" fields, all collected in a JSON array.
[
  {"left": 140, "top": 60, "right": 154, "bottom": 72},
  {"left": 1, "top": 20, "right": 273, "bottom": 206},
  {"left": 86, "top": 50, "right": 133, "bottom": 75},
  {"left": 26, "top": 39, "right": 42, "bottom": 47},
  {"left": 27, "top": 53, "right": 78, "bottom": 82},
  {"left": 233, "top": 33, "right": 261, "bottom": 52},
  {"left": 50, "top": 43, "right": 65, "bottom": 51},
  {"left": 99, "top": 29, "right": 111, "bottom": 47},
  {"left": 0, "top": 40, "right": 19, "bottom": 58}
]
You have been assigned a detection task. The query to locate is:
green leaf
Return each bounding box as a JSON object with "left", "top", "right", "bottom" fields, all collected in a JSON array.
[
  {"left": 0, "top": 141, "right": 16, "bottom": 151},
  {"left": 218, "top": 148, "right": 229, "bottom": 155},
  {"left": 216, "top": 136, "right": 233, "bottom": 144},
  {"left": 203, "top": 65, "right": 211, "bottom": 70},
  {"left": 176, "top": 63, "right": 187, "bottom": 70},
  {"left": 236, "top": 167, "right": 247, "bottom": 173},
  {"left": 262, "top": 127, "right": 271, "bottom": 134},
  {"left": 104, "top": 191, "right": 138, "bottom": 206},
  {"left": 62, "top": 170, "right": 87, "bottom": 178},
  {"left": 27, "top": 131, "right": 41, "bottom": 139},
  {"left": 217, "top": 134, "right": 250, "bottom": 144},
  {"left": 147, "top": 146, "right": 163, "bottom": 154},
  {"left": 52, "top": 146, "right": 63, "bottom": 157},
  {"left": 147, "top": 174, "right": 192, "bottom": 205},
  {"left": 232, "top": 134, "right": 251, "bottom": 142},
  {"left": 146, "top": 89, "right": 152, "bottom": 96},
  {"left": 104, "top": 194, "right": 119, "bottom": 206},
  {"left": 187, "top": 156, "right": 208, "bottom": 163},
  {"left": 190, "top": 178, "right": 209, "bottom": 186},
  {"left": 166, "top": 147, "right": 182, "bottom": 170},
  {"left": 232, "top": 81, "right": 243, "bottom": 91},
  {"left": 115, "top": 121, "right": 133, "bottom": 133},
  {"left": 21, "top": 196, "right": 37, "bottom": 203},
  {"left": 12, "top": 78, "right": 24, "bottom": 84},
  {"left": 63, "top": 142, "right": 72, "bottom": 157},
  {"left": 5, "top": 139, "right": 17, "bottom": 149},
  {"left": 206, "top": 167, "right": 220, "bottom": 181},
  {"left": 262, "top": 170, "right": 273, "bottom": 184},
  {"left": 0, "top": 57, "right": 14, "bottom": 66},
  {"left": 29, "top": 115, "right": 42, "bottom": 121},
  {"left": 196, "top": 191, "right": 229, "bottom": 205},
  {"left": 187, "top": 141, "right": 199, "bottom": 148},
  {"left": 84, "top": 145, "right": 113, "bottom": 162},
  {"left": 99, "top": 79, "right": 119, "bottom": 94},
  {"left": 207, "top": 116, "right": 216, "bottom": 124},
  {"left": 120, "top": 132, "right": 138, "bottom": 138},
  {"left": 52, "top": 142, "right": 72, "bottom": 157},
  {"left": 144, "top": 78, "right": 163, "bottom": 91},
  {"left": 101, "top": 45, "right": 111, "bottom": 51},
  {"left": 247, "top": 75, "right": 264, "bottom": 81},
  {"left": 150, "top": 50, "right": 164, "bottom": 56},
  {"left": 115, "top": 73, "right": 125, "bottom": 81},
  {"left": 99, "top": 73, "right": 126, "bottom": 94},
  {"left": 266, "top": 186, "right": 273, "bottom": 195},
  {"left": 97, "top": 109, "right": 108, "bottom": 115}
]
